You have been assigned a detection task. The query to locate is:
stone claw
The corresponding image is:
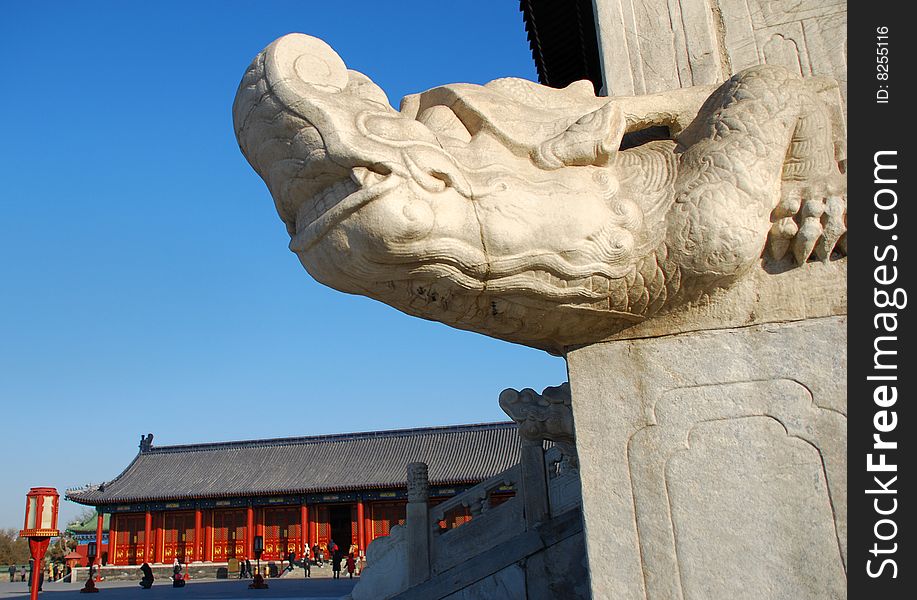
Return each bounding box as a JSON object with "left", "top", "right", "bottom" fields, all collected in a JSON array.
[
  {"left": 816, "top": 194, "right": 846, "bottom": 261},
  {"left": 769, "top": 183, "right": 846, "bottom": 265}
]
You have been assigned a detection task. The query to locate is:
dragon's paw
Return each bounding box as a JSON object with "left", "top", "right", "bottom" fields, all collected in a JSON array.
[{"left": 768, "top": 177, "right": 846, "bottom": 265}]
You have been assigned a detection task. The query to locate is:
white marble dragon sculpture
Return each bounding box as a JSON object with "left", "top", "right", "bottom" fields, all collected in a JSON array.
[{"left": 233, "top": 34, "right": 846, "bottom": 352}]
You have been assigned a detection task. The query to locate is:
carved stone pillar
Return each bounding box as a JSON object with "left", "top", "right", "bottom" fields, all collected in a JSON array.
[
  {"left": 519, "top": 439, "right": 549, "bottom": 527},
  {"left": 405, "top": 462, "right": 430, "bottom": 587},
  {"left": 593, "top": 0, "right": 847, "bottom": 114},
  {"left": 567, "top": 316, "right": 847, "bottom": 599},
  {"left": 500, "top": 382, "right": 577, "bottom": 526}
]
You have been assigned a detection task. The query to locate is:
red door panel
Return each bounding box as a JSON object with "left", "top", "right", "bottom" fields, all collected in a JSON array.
[
  {"left": 163, "top": 512, "right": 196, "bottom": 563},
  {"left": 262, "top": 507, "right": 300, "bottom": 561},
  {"left": 114, "top": 514, "right": 146, "bottom": 566},
  {"left": 212, "top": 509, "right": 246, "bottom": 562}
]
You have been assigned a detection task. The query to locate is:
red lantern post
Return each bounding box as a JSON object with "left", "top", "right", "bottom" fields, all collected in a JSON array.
[
  {"left": 80, "top": 541, "right": 99, "bottom": 593},
  {"left": 20, "top": 488, "right": 60, "bottom": 600},
  {"left": 248, "top": 535, "right": 268, "bottom": 589}
]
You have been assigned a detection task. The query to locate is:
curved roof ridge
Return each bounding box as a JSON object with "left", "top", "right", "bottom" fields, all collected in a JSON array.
[
  {"left": 67, "top": 421, "right": 522, "bottom": 505},
  {"left": 144, "top": 421, "right": 516, "bottom": 454}
]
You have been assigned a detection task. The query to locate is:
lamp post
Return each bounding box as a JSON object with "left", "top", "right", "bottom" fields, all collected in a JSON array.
[
  {"left": 20, "top": 488, "right": 60, "bottom": 600},
  {"left": 80, "top": 541, "right": 99, "bottom": 593},
  {"left": 248, "top": 535, "right": 268, "bottom": 589}
]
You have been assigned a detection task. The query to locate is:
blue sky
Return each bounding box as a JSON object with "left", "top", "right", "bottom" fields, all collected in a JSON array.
[{"left": 0, "top": 1, "right": 567, "bottom": 529}]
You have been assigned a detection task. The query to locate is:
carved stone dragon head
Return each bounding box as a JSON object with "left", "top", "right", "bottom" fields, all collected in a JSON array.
[{"left": 234, "top": 34, "right": 846, "bottom": 352}]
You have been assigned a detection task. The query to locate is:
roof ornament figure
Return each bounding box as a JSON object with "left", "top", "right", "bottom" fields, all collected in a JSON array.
[{"left": 139, "top": 433, "right": 154, "bottom": 453}]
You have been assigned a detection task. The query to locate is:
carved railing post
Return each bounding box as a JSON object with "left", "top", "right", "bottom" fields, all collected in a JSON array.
[
  {"left": 519, "top": 438, "right": 549, "bottom": 527},
  {"left": 500, "top": 383, "right": 576, "bottom": 528},
  {"left": 406, "top": 462, "right": 430, "bottom": 586}
]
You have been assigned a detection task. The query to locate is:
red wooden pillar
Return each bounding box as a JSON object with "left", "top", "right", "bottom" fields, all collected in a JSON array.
[
  {"left": 108, "top": 514, "right": 118, "bottom": 566},
  {"left": 194, "top": 508, "right": 203, "bottom": 562},
  {"left": 356, "top": 499, "right": 365, "bottom": 553},
  {"left": 246, "top": 506, "right": 254, "bottom": 560},
  {"left": 363, "top": 502, "right": 372, "bottom": 549},
  {"left": 300, "top": 504, "right": 309, "bottom": 556},
  {"left": 154, "top": 512, "right": 163, "bottom": 564},
  {"left": 204, "top": 510, "right": 213, "bottom": 562},
  {"left": 144, "top": 510, "right": 152, "bottom": 563},
  {"left": 308, "top": 514, "right": 317, "bottom": 548},
  {"left": 93, "top": 511, "right": 104, "bottom": 570}
]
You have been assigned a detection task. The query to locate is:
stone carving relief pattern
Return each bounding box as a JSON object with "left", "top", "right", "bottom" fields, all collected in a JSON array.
[
  {"left": 717, "top": 0, "right": 847, "bottom": 107},
  {"left": 627, "top": 379, "right": 847, "bottom": 599},
  {"left": 407, "top": 462, "right": 429, "bottom": 503},
  {"left": 599, "top": 1, "right": 847, "bottom": 110}
]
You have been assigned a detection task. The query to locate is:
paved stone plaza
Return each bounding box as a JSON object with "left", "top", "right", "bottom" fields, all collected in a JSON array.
[{"left": 0, "top": 578, "right": 356, "bottom": 600}]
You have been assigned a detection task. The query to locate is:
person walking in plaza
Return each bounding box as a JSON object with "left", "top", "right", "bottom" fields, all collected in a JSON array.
[
  {"left": 245, "top": 558, "right": 253, "bottom": 579},
  {"left": 301, "top": 545, "right": 311, "bottom": 578},
  {"left": 8, "top": 564, "right": 16, "bottom": 582},
  {"left": 331, "top": 548, "right": 343, "bottom": 580},
  {"left": 345, "top": 554, "right": 356, "bottom": 579},
  {"left": 171, "top": 558, "right": 185, "bottom": 588},
  {"left": 286, "top": 550, "right": 295, "bottom": 573}
]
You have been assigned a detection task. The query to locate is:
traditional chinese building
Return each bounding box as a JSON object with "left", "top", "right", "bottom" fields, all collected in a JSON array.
[
  {"left": 65, "top": 512, "right": 110, "bottom": 566},
  {"left": 66, "top": 422, "right": 520, "bottom": 566}
]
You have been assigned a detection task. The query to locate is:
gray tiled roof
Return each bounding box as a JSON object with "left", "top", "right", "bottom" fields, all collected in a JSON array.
[{"left": 67, "top": 422, "right": 521, "bottom": 505}]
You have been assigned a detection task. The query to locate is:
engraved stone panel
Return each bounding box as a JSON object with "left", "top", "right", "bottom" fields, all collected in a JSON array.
[
  {"left": 594, "top": 0, "right": 847, "bottom": 113},
  {"left": 720, "top": 0, "right": 847, "bottom": 108},
  {"left": 745, "top": 0, "right": 846, "bottom": 28},
  {"left": 628, "top": 0, "right": 681, "bottom": 92},
  {"left": 666, "top": 417, "right": 845, "bottom": 599},
  {"left": 801, "top": 13, "right": 848, "bottom": 104},
  {"left": 761, "top": 32, "right": 809, "bottom": 75},
  {"left": 719, "top": 1, "right": 758, "bottom": 72},
  {"left": 566, "top": 317, "right": 847, "bottom": 598},
  {"left": 629, "top": 379, "right": 846, "bottom": 599},
  {"left": 759, "top": 29, "right": 809, "bottom": 77}
]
